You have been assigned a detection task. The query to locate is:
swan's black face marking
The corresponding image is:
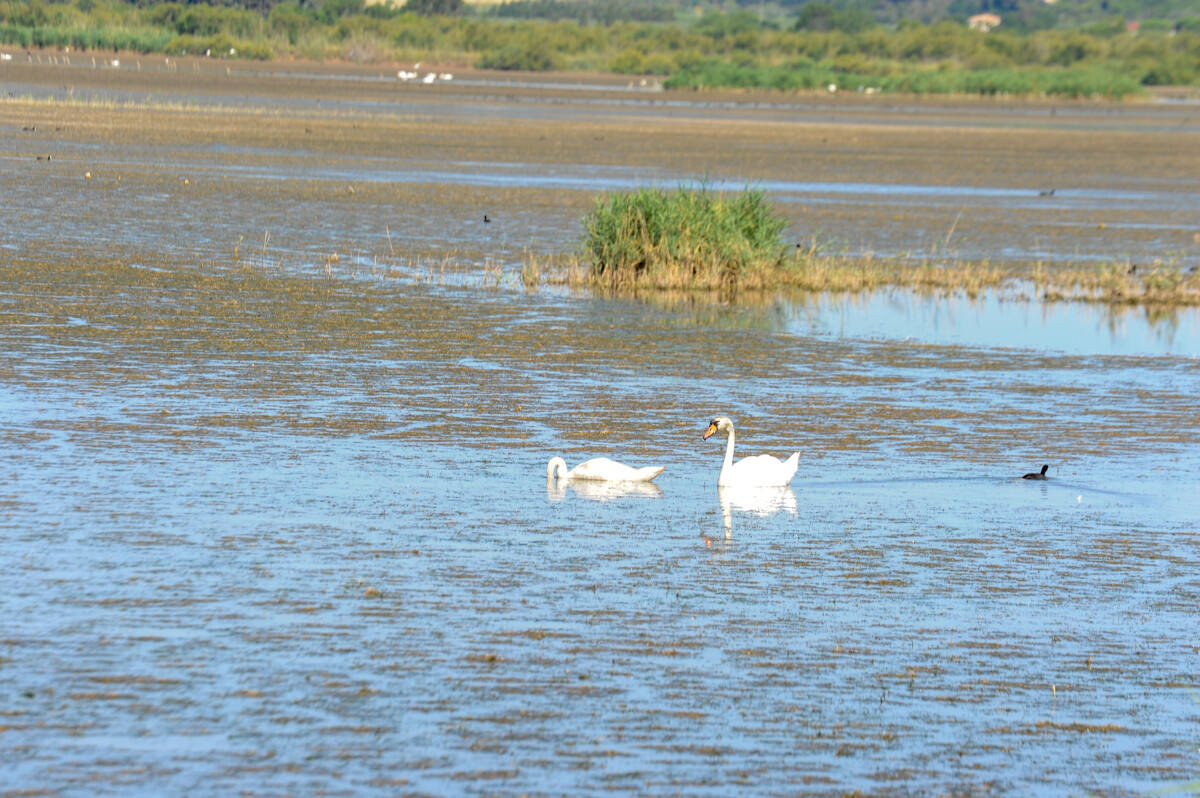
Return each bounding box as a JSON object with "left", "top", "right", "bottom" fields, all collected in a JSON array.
[{"left": 703, "top": 421, "right": 719, "bottom": 441}]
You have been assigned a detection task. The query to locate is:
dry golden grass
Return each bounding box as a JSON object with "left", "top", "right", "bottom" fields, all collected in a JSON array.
[
  {"left": 1034, "top": 260, "right": 1200, "bottom": 305},
  {"left": 524, "top": 248, "right": 1200, "bottom": 307}
]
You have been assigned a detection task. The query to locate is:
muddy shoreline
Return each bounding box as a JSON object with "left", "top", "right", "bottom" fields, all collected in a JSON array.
[{"left": 5, "top": 50, "right": 1198, "bottom": 287}]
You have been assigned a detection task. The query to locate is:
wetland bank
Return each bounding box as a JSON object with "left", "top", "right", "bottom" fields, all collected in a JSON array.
[{"left": 2, "top": 56, "right": 1200, "bottom": 796}]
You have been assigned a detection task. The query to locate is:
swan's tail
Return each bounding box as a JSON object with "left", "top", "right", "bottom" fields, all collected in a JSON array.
[
  {"left": 634, "top": 466, "right": 666, "bottom": 482},
  {"left": 782, "top": 452, "right": 800, "bottom": 485}
]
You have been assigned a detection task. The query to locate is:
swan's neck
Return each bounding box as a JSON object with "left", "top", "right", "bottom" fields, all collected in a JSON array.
[
  {"left": 723, "top": 427, "right": 736, "bottom": 473},
  {"left": 548, "top": 457, "right": 567, "bottom": 480}
]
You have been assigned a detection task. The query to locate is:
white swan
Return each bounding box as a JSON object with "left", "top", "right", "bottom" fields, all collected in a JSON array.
[
  {"left": 546, "top": 456, "right": 664, "bottom": 483},
  {"left": 703, "top": 417, "right": 799, "bottom": 487}
]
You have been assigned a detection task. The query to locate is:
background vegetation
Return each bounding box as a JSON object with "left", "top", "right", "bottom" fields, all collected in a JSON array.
[{"left": 1, "top": 0, "right": 1197, "bottom": 97}]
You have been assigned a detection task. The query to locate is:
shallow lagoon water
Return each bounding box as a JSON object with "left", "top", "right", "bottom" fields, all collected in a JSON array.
[
  {"left": 3, "top": 267, "right": 1199, "bottom": 795},
  {"left": 3, "top": 60, "right": 1200, "bottom": 795},
  {"left": 789, "top": 290, "right": 1200, "bottom": 356}
]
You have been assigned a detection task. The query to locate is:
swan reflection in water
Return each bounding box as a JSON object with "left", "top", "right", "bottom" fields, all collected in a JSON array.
[
  {"left": 546, "top": 478, "right": 664, "bottom": 502},
  {"left": 714, "top": 485, "right": 798, "bottom": 542}
]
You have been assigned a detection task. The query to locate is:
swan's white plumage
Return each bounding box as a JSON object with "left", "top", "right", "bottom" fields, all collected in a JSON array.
[
  {"left": 703, "top": 416, "right": 799, "bottom": 487},
  {"left": 547, "top": 456, "right": 665, "bottom": 483}
]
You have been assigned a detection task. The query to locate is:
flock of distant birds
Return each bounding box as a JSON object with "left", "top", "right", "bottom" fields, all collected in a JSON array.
[
  {"left": 547, "top": 416, "right": 1051, "bottom": 489},
  {"left": 397, "top": 63, "right": 453, "bottom": 84}
]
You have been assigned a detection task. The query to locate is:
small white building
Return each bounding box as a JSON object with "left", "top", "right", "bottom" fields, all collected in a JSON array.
[{"left": 968, "top": 13, "right": 1002, "bottom": 32}]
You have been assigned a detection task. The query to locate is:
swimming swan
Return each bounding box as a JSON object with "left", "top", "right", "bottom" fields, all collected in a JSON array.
[
  {"left": 546, "top": 456, "right": 665, "bottom": 483},
  {"left": 703, "top": 417, "right": 800, "bottom": 487}
]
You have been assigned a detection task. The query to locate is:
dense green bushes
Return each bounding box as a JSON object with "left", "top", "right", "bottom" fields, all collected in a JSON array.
[
  {"left": 0, "top": 0, "right": 1196, "bottom": 96},
  {"left": 491, "top": 0, "right": 674, "bottom": 25},
  {"left": 666, "top": 58, "right": 836, "bottom": 91},
  {"left": 0, "top": 21, "right": 171, "bottom": 53},
  {"left": 885, "top": 65, "right": 1143, "bottom": 98},
  {"left": 164, "top": 34, "right": 273, "bottom": 60},
  {"left": 794, "top": 2, "right": 874, "bottom": 34},
  {"left": 476, "top": 34, "right": 562, "bottom": 70}
]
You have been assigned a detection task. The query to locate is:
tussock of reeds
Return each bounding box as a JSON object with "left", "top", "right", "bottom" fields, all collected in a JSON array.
[{"left": 583, "top": 185, "right": 787, "bottom": 290}]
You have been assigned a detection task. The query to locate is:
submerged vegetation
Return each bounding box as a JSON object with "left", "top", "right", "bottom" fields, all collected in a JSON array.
[
  {"left": 1, "top": 0, "right": 1198, "bottom": 97},
  {"left": 564, "top": 186, "right": 1200, "bottom": 305}
]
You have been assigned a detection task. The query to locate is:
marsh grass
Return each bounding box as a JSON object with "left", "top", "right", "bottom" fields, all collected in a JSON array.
[
  {"left": 583, "top": 185, "right": 788, "bottom": 290},
  {"left": 245, "top": 227, "right": 1200, "bottom": 306},
  {"left": 1034, "top": 260, "right": 1200, "bottom": 305},
  {"left": 573, "top": 186, "right": 1200, "bottom": 305},
  {"left": 542, "top": 248, "right": 1012, "bottom": 299},
  {"left": 524, "top": 244, "right": 1199, "bottom": 308},
  {"left": 579, "top": 186, "right": 1008, "bottom": 295}
]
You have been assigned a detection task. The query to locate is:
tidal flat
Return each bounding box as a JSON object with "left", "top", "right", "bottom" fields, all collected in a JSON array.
[{"left": 1, "top": 54, "right": 1199, "bottom": 796}]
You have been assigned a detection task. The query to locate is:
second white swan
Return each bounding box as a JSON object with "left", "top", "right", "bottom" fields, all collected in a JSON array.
[
  {"left": 703, "top": 416, "right": 800, "bottom": 487},
  {"left": 547, "top": 456, "right": 665, "bottom": 483}
]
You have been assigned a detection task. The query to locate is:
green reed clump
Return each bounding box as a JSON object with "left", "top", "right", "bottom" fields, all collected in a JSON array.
[{"left": 583, "top": 185, "right": 788, "bottom": 289}]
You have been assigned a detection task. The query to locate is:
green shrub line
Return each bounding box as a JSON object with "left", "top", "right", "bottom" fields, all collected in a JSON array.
[
  {"left": 0, "top": 23, "right": 172, "bottom": 53},
  {"left": 665, "top": 59, "right": 1146, "bottom": 99},
  {"left": 0, "top": 1, "right": 1197, "bottom": 97}
]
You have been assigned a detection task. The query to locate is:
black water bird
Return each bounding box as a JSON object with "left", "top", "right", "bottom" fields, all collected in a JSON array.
[
  {"left": 1038, "top": 188, "right": 1056, "bottom": 197},
  {"left": 483, "top": 214, "right": 491, "bottom": 223},
  {"left": 1023, "top": 464, "right": 1049, "bottom": 480}
]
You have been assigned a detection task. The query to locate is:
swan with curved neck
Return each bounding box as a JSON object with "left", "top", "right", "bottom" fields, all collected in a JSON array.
[
  {"left": 703, "top": 416, "right": 800, "bottom": 487},
  {"left": 547, "top": 456, "right": 665, "bottom": 483}
]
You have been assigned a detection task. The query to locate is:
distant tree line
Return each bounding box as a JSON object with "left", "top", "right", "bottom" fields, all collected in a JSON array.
[
  {"left": 1, "top": 0, "right": 1197, "bottom": 97},
  {"left": 74, "top": 0, "right": 1200, "bottom": 30},
  {"left": 490, "top": 0, "right": 674, "bottom": 25}
]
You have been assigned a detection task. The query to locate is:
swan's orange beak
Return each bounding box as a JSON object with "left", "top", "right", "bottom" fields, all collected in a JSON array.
[{"left": 703, "top": 422, "right": 717, "bottom": 441}]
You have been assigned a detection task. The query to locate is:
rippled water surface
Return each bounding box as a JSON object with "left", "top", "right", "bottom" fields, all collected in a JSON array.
[{"left": 2, "top": 58, "right": 1199, "bottom": 796}]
